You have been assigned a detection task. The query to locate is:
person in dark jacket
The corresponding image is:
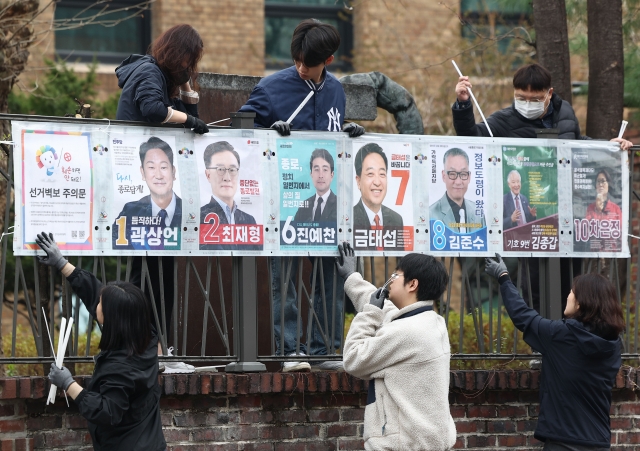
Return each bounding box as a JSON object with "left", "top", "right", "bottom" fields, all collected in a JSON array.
[
  {"left": 115, "top": 24, "right": 208, "bottom": 373},
  {"left": 239, "top": 19, "right": 365, "bottom": 372},
  {"left": 485, "top": 253, "right": 625, "bottom": 450},
  {"left": 452, "top": 63, "right": 632, "bottom": 148},
  {"left": 116, "top": 24, "right": 208, "bottom": 134},
  {"left": 37, "top": 232, "right": 165, "bottom": 451}
]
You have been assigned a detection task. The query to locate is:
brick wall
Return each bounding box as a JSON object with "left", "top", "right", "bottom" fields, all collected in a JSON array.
[{"left": 1, "top": 369, "right": 639, "bottom": 450}]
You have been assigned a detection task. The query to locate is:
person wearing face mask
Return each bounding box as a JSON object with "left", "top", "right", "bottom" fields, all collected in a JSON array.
[
  {"left": 451, "top": 63, "right": 632, "bottom": 150},
  {"left": 115, "top": 24, "right": 209, "bottom": 134}
]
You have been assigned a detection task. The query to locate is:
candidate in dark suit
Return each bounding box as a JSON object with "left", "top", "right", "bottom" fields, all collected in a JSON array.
[
  {"left": 293, "top": 148, "right": 338, "bottom": 224},
  {"left": 199, "top": 140, "right": 260, "bottom": 251},
  {"left": 353, "top": 199, "right": 403, "bottom": 228},
  {"left": 503, "top": 170, "right": 537, "bottom": 230}
]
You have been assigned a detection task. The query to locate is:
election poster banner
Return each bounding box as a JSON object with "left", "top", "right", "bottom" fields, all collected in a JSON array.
[
  {"left": 572, "top": 148, "right": 623, "bottom": 253},
  {"left": 194, "top": 137, "right": 264, "bottom": 251},
  {"left": 110, "top": 134, "right": 182, "bottom": 251},
  {"left": 351, "top": 139, "right": 413, "bottom": 252},
  {"left": 428, "top": 143, "right": 487, "bottom": 252},
  {"left": 277, "top": 139, "right": 339, "bottom": 252},
  {"left": 21, "top": 130, "right": 93, "bottom": 250},
  {"left": 502, "top": 145, "right": 559, "bottom": 253}
]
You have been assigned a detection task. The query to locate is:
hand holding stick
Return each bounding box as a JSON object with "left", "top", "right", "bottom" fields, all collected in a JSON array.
[{"left": 451, "top": 60, "right": 494, "bottom": 137}]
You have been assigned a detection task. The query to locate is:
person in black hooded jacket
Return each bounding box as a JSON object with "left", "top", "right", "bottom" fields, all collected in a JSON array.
[
  {"left": 37, "top": 232, "right": 165, "bottom": 451},
  {"left": 486, "top": 254, "right": 625, "bottom": 450}
]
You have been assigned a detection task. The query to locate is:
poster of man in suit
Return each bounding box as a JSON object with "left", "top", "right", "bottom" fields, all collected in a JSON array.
[
  {"left": 429, "top": 144, "right": 486, "bottom": 252},
  {"left": 352, "top": 140, "right": 413, "bottom": 251},
  {"left": 502, "top": 145, "right": 559, "bottom": 253},
  {"left": 111, "top": 135, "right": 182, "bottom": 250},
  {"left": 195, "top": 138, "right": 263, "bottom": 251},
  {"left": 278, "top": 139, "right": 338, "bottom": 252}
]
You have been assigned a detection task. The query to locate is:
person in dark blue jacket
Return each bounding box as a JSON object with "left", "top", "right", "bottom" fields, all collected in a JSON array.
[
  {"left": 239, "top": 19, "right": 365, "bottom": 372},
  {"left": 38, "top": 232, "right": 165, "bottom": 451},
  {"left": 485, "top": 253, "right": 625, "bottom": 450},
  {"left": 116, "top": 24, "right": 207, "bottom": 373}
]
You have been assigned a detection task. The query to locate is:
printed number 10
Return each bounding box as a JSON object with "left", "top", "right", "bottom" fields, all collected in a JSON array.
[
  {"left": 115, "top": 216, "right": 128, "bottom": 246},
  {"left": 391, "top": 170, "right": 409, "bottom": 205}
]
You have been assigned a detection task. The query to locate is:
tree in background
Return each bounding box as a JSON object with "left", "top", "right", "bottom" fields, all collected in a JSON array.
[
  {"left": 586, "top": 0, "right": 624, "bottom": 139},
  {"left": 532, "top": 0, "right": 572, "bottom": 104}
]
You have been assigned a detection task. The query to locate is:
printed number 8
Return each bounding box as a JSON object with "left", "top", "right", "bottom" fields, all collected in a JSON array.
[{"left": 432, "top": 220, "right": 446, "bottom": 250}]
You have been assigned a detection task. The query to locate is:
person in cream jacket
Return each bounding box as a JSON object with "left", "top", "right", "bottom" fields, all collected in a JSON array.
[{"left": 335, "top": 242, "right": 456, "bottom": 451}]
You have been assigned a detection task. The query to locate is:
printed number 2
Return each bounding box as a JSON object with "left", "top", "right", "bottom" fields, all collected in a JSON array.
[
  {"left": 115, "top": 216, "right": 128, "bottom": 246},
  {"left": 391, "top": 170, "right": 409, "bottom": 205}
]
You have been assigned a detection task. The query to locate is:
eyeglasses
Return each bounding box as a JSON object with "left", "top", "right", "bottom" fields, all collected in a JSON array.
[
  {"left": 207, "top": 167, "right": 239, "bottom": 176},
  {"left": 596, "top": 178, "right": 608, "bottom": 185},
  {"left": 446, "top": 171, "right": 471, "bottom": 180},
  {"left": 382, "top": 272, "right": 404, "bottom": 290}
]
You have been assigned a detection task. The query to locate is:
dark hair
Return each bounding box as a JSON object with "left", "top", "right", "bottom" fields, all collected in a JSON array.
[
  {"left": 442, "top": 147, "right": 469, "bottom": 166},
  {"left": 139, "top": 137, "right": 174, "bottom": 166},
  {"left": 203, "top": 141, "right": 241, "bottom": 168},
  {"left": 290, "top": 19, "right": 340, "bottom": 67},
  {"left": 512, "top": 64, "right": 552, "bottom": 92},
  {"left": 149, "top": 24, "right": 204, "bottom": 96},
  {"left": 354, "top": 143, "right": 388, "bottom": 177},
  {"left": 309, "top": 148, "right": 334, "bottom": 172},
  {"left": 570, "top": 273, "right": 625, "bottom": 340},
  {"left": 99, "top": 282, "right": 152, "bottom": 356},
  {"left": 595, "top": 168, "right": 614, "bottom": 199},
  {"left": 395, "top": 254, "right": 449, "bottom": 302}
]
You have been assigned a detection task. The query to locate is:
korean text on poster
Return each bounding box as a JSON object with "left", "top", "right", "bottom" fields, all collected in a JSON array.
[
  {"left": 278, "top": 139, "right": 338, "bottom": 251},
  {"left": 22, "top": 130, "right": 93, "bottom": 250},
  {"left": 572, "top": 148, "right": 623, "bottom": 252},
  {"left": 351, "top": 140, "right": 414, "bottom": 251},
  {"left": 110, "top": 134, "right": 182, "bottom": 250},
  {"left": 429, "top": 144, "right": 487, "bottom": 252},
  {"left": 195, "top": 137, "right": 264, "bottom": 250},
  {"left": 502, "top": 146, "right": 559, "bottom": 252}
]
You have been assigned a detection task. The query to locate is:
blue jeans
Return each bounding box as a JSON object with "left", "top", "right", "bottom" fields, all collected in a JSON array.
[{"left": 270, "top": 256, "right": 344, "bottom": 357}]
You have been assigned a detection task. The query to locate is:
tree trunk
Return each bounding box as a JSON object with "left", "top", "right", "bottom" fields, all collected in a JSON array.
[
  {"left": 586, "top": 0, "right": 624, "bottom": 139},
  {"left": 0, "top": 0, "right": 41, "bottom": 374},
  {"left": 532, "top": 0, "right": 572, "bottom": 104}
]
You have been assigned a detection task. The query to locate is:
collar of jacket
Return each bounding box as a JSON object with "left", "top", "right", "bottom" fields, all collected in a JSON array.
[
  {"left": 302, "top": 67, "right": 327, "bottom": 93},
  {"left": 389, "top": 300, "right": 434, "bottom": 322}
]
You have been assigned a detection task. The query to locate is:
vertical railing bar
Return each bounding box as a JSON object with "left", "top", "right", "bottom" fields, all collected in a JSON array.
[
  {"left": 216, "top": 258, "right": 229, "bottom": 353},
  {"left": 306, "top": 258, "right": 318, "bottom": 357},
  {"left": 158, "top": 258, "right": 167, "bottom": 353},
  {"left": 0, "top": 145, "right": 13, "bottom": 350},
  {"left": 488, "top": 274, "right": 493, "bottom": 354},
  {"left": 464, "top": 262, "right": 483, "bottom": 353},
  {"left": 513, "top": 258, "right": 522, "bottom": 354},
  {"left": 182, "top": 257, "right": 191, "bottom": 357},
  {"left": 116, "top": 256, "right": 121, "bottom": 282},
  {"left": 73, "top": 258, "right": 81, "bottom": 356},
  {"left": 318, "top": 258, "right": 330, "bottom": 353},
  {"left": 201, "top": 258, "right": 211, "bottom": 356},
  {"left": 384, "top": 257, "right": 389, "bottom": 282},
  {"left": 596, "top": 258, "right": 602, "bottom": 274},
  {"left": 444, "top": 258, "right": 454, "bottom": 326},
  {"left": 295, "top": 257, "right": 304, "bottom": 356},
  {"left": 524, "top": 258, "right": 533, "bottom": 308},
  {"left": 125, "top": 256, "right": 132, "bottom": 281},
  {"left": 11, "top": 257, "right": 21, "bottom": 355},
  {"left": 268, "top": 256, "right": 275, "bottom": 356},
  {"left": 497, "top": 271, "right": 503, "bottom": 354},
  {"left": 331, "top": 263, "right": 338, "bottom": 354},
  {"left": 33, "top": 260, "right": 43, "bottom": 357},
  {"left": 281, "top": 257, "right": 291, "bottom": 357},
  {"left": 458, "top": 262, "right": 465, "bottom": 354},
  {"left": 370, "top": 257, "right": 375, "bottom": 286},
  {"left": 173, "top": 258, "right": 178, "bottom": 352},
  {"left": 474, "top": 258, "right": 484, "bottom": 352},
  {"left": 142, "top": 257, "right": 167, "bottom": 354}
]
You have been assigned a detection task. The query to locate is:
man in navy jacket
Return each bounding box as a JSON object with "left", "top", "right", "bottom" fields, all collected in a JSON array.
[{"left": 239, "top": 19, "right": 364, "bottom": 372}]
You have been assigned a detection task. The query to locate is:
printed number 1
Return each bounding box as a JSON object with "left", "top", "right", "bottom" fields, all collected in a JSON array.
[
  {"left": 115, "top": 216, "right": 129, "bottom": 246},
  {"left": 391, "top": 170, "right": 409, "bottom": 205}
]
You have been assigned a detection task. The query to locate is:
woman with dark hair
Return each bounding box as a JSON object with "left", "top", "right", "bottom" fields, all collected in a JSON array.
[
  {"left": 586, "top": 169, "right": 622, "bottom": 221},
  {"left": 37, "top": 232, "right": 165, "bottom": 451},
  {"left": 115, "top": 23, "right": 208, "bottom": 134},
  {"left": 486, "top": 254, "right": 624, "bottom": 450}
]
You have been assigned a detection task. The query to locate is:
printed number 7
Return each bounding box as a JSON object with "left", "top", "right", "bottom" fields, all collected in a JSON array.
[{"left": 391, "top": 170, "right": 409, "bottom": 205}]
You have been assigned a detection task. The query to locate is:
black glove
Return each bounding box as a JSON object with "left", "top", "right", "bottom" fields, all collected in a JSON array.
[
  {"left": 336, "top": 242, "right": 356, "bottom": 280},
  {"left": 369, "top": 287, "right": 389, "bottom": 309},
  {"left": 343, "top": 122, "right": 365, "bottom": 138},
  {"left": 485, "top": 253, "right": 509, "bottom": 280},
  {"left": 185, "top": 114, "right": 209, "bottom": 134},
  {"left": 271, "top": 120, "right": 291, "bottom": 136},
  {"left": 35, "top": 232, "right": 68, "bottom": 271},
  {"left": 48, "top": 363, "right": 74, "bottom": 390}
]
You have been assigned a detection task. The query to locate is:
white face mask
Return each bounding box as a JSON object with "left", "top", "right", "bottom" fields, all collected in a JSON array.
[{"left": 514, "top": 90, "right": 550, "bottom": 120}]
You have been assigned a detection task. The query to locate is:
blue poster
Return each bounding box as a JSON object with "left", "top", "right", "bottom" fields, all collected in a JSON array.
[{"left": 277, "top": 139, "right": 338, "bottom": 251}]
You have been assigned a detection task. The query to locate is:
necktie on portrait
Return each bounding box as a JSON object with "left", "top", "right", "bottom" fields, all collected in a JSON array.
[
  {"left": 515, "top": 196, "right": 525, "bottom": 226},
  {"left": 158, "top": 209, "right": 168, "bottom": 228},
  {"left": 459, "top": 208, "right": 467, "bottom": 233},
  {"left": 313, "top": 197, "right": 323, "bottom": 222},
  {"left": 373, "top": 214, "right": 383, "bottom": 251}
]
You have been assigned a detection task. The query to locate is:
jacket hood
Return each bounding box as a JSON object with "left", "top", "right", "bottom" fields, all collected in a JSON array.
[
  {"left": 116, "top": 54, "right": 158, "bottom": 88},
  {"left": 565, "top": 319, "right": 620, "bottom": 357}
]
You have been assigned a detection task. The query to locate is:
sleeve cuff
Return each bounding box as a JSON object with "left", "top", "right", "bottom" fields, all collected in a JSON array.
[
  {"left": 498, "top": 273, "right": 511, "bottom": 285},
  {"left": 453, "top": 99, "right": 472, "bottom": 110}
]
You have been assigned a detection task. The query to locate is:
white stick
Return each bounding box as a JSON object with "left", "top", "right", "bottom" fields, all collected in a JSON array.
[
  {"left": 206, "top": 118, "right": 231, "bottom": 126},
  {"left": 628, "top": 234, "right": 640, "bottom": 241},
  {"left": 43, "top": 309, "right": 70, "bottom": 407},
  {"left": 618, "top": 120, "right": 628, "bottom": 139},
  {"left": 286, "top": 91, "right": 315, "bottom": 124},
  {"left": 451, "top": 60, "right": 494, "bottom": 137},
  {"left": 48, "top": 317, "right": 66, "bottom": 405}
]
